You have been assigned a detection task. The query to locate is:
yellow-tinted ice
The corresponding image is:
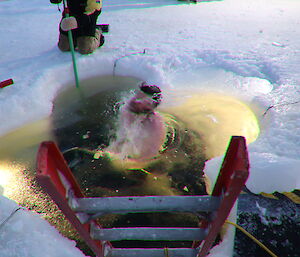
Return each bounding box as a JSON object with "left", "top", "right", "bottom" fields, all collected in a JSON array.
[{"left": 162, "top": 92, "right": 260, "bottom": 158}]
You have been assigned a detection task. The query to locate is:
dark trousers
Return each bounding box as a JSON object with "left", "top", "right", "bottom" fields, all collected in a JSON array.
[{"left": 60, "top": 10, "right": 101, "bottom": 38}]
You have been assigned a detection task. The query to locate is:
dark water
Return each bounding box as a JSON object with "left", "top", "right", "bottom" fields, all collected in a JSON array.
[
  {"left": 52, "top": 75, "right": 140, "bottom": 151},
  {"left": 0, "top": 75, "right": 146, "bottom": 247}
]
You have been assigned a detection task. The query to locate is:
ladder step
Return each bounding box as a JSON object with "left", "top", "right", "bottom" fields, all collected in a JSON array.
[
  {"left": 109, "top": 248, "right": 198, "bottom": 257},
  {"left": 73, "top": 196, "right": 220, "bottom": 216},
  {"left": 91, "top": 227, "right": 207, "bottom": 241}
]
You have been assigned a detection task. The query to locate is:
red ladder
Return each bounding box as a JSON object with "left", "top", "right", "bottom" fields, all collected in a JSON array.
[{"left": 36, "top": 136, "right": 249, "bottom": 257}]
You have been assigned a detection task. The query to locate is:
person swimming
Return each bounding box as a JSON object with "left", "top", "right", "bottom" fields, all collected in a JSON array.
[
  {"left": 60, "top": 82, "right": 208, "bottom": 198},
  {"left": 106, "top": 82, "right": 166, "bottom": 162}
]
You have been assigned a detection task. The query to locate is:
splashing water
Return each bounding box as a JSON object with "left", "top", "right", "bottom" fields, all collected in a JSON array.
[{"left": 107, "top": 87, "right": 166, "bottom": 162}]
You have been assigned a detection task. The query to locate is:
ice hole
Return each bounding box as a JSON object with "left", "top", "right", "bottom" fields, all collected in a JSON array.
[
  {"left": 0, "top": 74, "right": 261, "bottom": 200},
  {"left": 0, "top": 73, "right": 261, "bottom": 253}
]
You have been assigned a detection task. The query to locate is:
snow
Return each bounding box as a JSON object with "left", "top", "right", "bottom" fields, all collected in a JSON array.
[
  {"left": 0, "top": 196, "right": 85, "bottom": 257},
  {"left": 0, "top": 0, "right": 300, "bottom": 256}
]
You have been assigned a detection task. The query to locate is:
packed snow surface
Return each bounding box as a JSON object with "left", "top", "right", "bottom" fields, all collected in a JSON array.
[
  {"left": 0, "top": 0, "right": 299, "bottom": 256},
  {"left": 0, "top": 196, "right": 85, "bottom": 257}
]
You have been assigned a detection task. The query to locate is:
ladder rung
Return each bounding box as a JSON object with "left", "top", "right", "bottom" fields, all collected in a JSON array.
[
  {"left": 109, "top": 247, "right": 198, "bottom": 257},
  {"left": 91, "top": 227, "right": 207, "bottom": 241},
  {"left": 73, "top": 196, "right": 220, "bottom": 215}
]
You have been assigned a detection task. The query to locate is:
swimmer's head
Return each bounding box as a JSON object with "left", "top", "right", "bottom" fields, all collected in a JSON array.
[
  {"left": 139, "top": 82, "right": 162, "bottom": 107},
  {"left": 126, "top": 82, "right": 162, "bottom": 114}
]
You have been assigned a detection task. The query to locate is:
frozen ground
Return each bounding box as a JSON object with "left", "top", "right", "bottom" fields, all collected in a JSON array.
[{"left": 0, "top": 0, "right": 299, "bottom": 256}]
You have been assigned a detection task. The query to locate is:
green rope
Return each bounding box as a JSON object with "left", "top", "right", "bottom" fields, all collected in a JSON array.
[
  {"left": 68, "top": 30, "right": 80, "bottom": 89},
  {"left": 62, "top": 0, "right": 80, "bottom": 89}
]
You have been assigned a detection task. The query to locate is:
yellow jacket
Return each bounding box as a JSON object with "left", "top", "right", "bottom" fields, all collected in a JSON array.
[
  {"left": 51, "top": 0, "right": 102, "bottom": 15},
  {"left": 85, "top": 0, "right": 102, "bottom": 15}
]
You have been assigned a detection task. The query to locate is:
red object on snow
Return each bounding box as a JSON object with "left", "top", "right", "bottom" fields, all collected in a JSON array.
[{"left": 0, "top": 79, "right": 14, "bottom": 88}]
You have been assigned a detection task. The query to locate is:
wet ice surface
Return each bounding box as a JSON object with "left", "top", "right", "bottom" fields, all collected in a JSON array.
[{"left": 235, "top": 194, "right": 300, "bottom": 257}]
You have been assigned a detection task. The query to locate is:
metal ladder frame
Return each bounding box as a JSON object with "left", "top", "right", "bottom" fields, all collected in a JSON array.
[{"left": 36, "top": 136, "right": 249, "bottom": 257}]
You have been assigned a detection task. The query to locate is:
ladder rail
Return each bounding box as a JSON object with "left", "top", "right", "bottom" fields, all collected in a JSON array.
[
  {"left": 197, "top": 136, "right": 249, "bottom": 257},
  {"left": 36, "top": 141, "right": 107, "bottom": 257},
  {"left": 36, "top": 136, "right": 249, "bottom": 257}
]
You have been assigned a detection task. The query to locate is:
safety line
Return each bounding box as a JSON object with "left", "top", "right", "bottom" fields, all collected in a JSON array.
[{"left": 225, "top": 220, "right": 278, "bottom": 257}]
